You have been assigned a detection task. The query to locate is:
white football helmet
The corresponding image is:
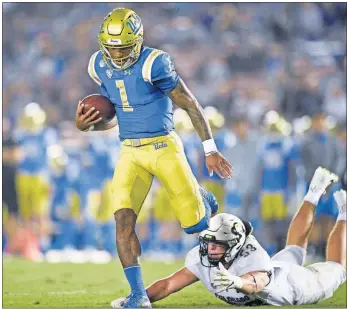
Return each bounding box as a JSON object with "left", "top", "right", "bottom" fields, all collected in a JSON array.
[{"left": 199, "top": 213, "right": 247, "bottom": 267}]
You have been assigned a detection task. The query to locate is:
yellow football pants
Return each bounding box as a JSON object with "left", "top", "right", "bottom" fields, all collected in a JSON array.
[
  {"left": 16, "top": 173, "right": 50, "bottom": 221},
  {"left": 111, "top": 131, "right": 205, "bottom": 229},
  {"left": 153, "top": 185, "right": 176, "bottom": 222},
  {"left": 260, "top": 192, "right": 288, "bottom": 221}
]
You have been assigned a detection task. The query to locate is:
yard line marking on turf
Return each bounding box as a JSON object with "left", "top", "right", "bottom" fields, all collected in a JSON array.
[{"left": 48, "top": 290, "right": 86, "bottom": 295}]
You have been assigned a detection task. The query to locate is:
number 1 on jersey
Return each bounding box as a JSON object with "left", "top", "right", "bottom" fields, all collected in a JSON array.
[{"left": 115, "top": 80, "right": 133, "bottom": 112}]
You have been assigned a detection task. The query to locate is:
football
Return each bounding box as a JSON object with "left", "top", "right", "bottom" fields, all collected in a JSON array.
[{"left": 80, "top": 94, "right": 116, "bottom": 122}]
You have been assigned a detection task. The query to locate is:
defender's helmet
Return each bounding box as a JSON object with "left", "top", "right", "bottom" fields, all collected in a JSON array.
[
  {"left": 199, "top": 213, "right": 247, "bottom": 267},
  {"left": 98, "top": 8, "right": 144, "bottom": 71}
]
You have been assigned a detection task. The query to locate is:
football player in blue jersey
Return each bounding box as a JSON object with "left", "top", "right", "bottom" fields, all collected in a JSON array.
[
  {"left": 75, "top": 8, "right": 231, "bottom": 308},
  {"left": 47, "top": 144, "right": 71, "bottom": 250},
  {"left": 15, "top": 102, "right": 58, "bottom": 252},
  {"left": 257, "top": 111, "right": 299, "bottom": 255}
]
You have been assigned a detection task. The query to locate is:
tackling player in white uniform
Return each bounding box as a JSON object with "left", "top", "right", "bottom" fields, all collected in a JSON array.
[{"left": 112, "top": 167, "right": 346, "bottom": 307}]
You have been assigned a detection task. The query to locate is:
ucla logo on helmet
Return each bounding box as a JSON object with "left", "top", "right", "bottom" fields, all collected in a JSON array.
[{"left": 126, "top": 14, "right": 141, "bottom": 34}]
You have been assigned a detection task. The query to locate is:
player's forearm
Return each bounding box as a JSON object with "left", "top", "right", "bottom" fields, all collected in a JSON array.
[
  {"left": 93, "top": 117, "right": 118, "bottom": 131},
  {"left": 146, "top": 279, "right": 173, "bottom": 302},
  {"left": 186, "top": 103, "right": 213, "bottom": 142},
  {"left": 226, "top": 272, "right": 270, "bottom": 295},
  {"left": 169, "top": 80, "right": 213, "bottom": 142},
  {"left": 236, "top": 277, "right": 265, "bottom": 295}
]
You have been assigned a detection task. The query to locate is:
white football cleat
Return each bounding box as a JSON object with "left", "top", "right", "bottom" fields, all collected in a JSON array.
[
  {"left": 308, "top": 167, "right": 339, "bottom": 195},
  {"left": 111, "top": 297, "right": 126, "bottom": 308},
  {"left": 333, "top": 189, "right": 346, "bottom": 210}
]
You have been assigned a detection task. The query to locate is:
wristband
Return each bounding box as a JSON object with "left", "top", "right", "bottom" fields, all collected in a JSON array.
[
  {"left": 82, "top": 124, "right": 95, "bottom": 132},
  {"left": 202, "top": 139, "right": 217, "bottom": 156}
]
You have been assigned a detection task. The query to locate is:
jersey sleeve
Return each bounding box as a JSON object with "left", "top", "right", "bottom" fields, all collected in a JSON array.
[
  {"left": 234, "top": 236, "right": 272, "bottom": 276},
  {"left": 88, "top": 51, "right": 102, "bottom": 86},
  {"left": 184, "top": 246, "right": 202, "bottom": 280},
  {"left": 142, "top": 50, "right": 180, "bottom": 94},
  {"left": 88, "top": 51, "right": 111, "bottom": 99}
]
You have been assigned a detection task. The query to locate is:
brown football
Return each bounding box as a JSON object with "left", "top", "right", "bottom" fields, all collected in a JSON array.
[{"left": 80, "top": 94, "right": 116, "bottom": 122}]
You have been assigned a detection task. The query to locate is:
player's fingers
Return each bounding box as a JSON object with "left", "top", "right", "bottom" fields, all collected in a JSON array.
[
  {"left": 216, "top": 161, "right": 229, "bottom": 178},
  {"left": 81, "top": 108, "right": 98, "bottom": 122},
  {"left": 82, "top": 107, "right": 97, "bottom": 119},
  {"left": 87, "top": 110, "right": 101, "bottom": 122},
  {"left": 88, "top": 117, "right": 103, "bottom": 125},
  {"left": 222, "top": 157, "right": 233, "bottom": 170},
  {"left": 77, "top": 102, "right": 83, "bottom": 115},
  {"left": 207, "top": 166, "right": 214, "bottom": 177},
  {"left": 213, "top": 165, "right": 225, "bottom": 179},
  {"left": 221, "top": 161, "right": 232, "bottom": 178},
  {"left": 213, "top": 278, "right": 228, "bottom": 282}
]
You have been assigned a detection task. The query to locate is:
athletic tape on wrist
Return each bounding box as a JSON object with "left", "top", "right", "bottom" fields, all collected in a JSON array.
[{"left": 202, "top": 139, "right": 217, "bottom": 156}]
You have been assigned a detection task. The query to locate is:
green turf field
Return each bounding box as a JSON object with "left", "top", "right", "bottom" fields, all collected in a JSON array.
[{"left": 2, "top": 257, "right": 346, "bottom": 308}]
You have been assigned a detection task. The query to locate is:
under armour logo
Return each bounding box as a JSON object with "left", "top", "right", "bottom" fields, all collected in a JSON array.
[{"left": 124, "top": 69, "right": 131, "bottom": 76}]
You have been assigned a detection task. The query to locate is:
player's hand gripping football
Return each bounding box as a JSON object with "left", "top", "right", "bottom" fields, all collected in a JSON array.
[
  {"left": 206, "top": 152, "right": 233, "bottom": 179},
  {"left": 75, "top": 102, "right": 103, "bottom": 131}
]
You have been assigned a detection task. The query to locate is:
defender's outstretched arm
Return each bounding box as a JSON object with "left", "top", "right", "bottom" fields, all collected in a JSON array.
[
  {"left": 146, "top": 267, "right": 198, "bottom": 302},
  {"left": 211, "top": 263, "right": 270, "bottom": 295},
  {"left": 111, "top": 267, "right": 198, "bottom": 308}
]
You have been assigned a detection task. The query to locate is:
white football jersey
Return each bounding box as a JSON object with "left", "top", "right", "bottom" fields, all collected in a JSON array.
[{"left": 185, "top": 235, "right": 273, "bottom": 306}]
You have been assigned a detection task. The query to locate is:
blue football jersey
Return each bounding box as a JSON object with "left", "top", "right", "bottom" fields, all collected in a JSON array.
[
  {"left": 15, "top": 127, "right": 58, "bottom": 174},
  {"left": 259, "top": 137, "right": 299, "bottom": 192},
  {"left": 66, "top": 151, "right": 99, "bottom": 215},
  {"left": 50, "top": 172, "right": 69, "bottom": 222},
  {"left": 88, "top": 47, "right": 180, "bottom": 140},
  {"left": 87, "top": 136, "right": 109, "bottom": 187}
]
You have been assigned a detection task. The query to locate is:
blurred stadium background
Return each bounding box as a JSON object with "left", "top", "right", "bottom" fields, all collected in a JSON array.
[{"left": 2, "top": 2, "right": 346, "bottom": 266}]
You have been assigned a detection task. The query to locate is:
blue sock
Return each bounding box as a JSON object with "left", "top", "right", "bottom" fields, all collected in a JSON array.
[{"left": 124, "top": 265, "right": 146, "bottom": 295}]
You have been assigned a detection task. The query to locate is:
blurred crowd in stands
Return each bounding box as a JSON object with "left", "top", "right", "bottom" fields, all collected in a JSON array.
[{"left": 2, "top": 3, "right": 346, "bottom": 263}]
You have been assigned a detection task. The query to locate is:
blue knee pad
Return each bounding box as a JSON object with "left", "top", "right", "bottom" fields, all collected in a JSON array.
[
  {"left": 200, "top": 187, "right": 219, "bottom": 215},
  {"left": 184, "top": 216, "right": 209, "bottom": 234},
  {"left": 184, "top": 190, "right": 213, "bottom": 234}
]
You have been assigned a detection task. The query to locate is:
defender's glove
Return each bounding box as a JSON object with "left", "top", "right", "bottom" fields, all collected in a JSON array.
[{"left": 210, "top": 262, "right": 243, "bottom": 293}]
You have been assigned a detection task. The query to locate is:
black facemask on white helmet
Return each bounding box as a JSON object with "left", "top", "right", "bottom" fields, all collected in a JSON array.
[{"left": 199, "top": 213, "right": 247, "bottom": 268}]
